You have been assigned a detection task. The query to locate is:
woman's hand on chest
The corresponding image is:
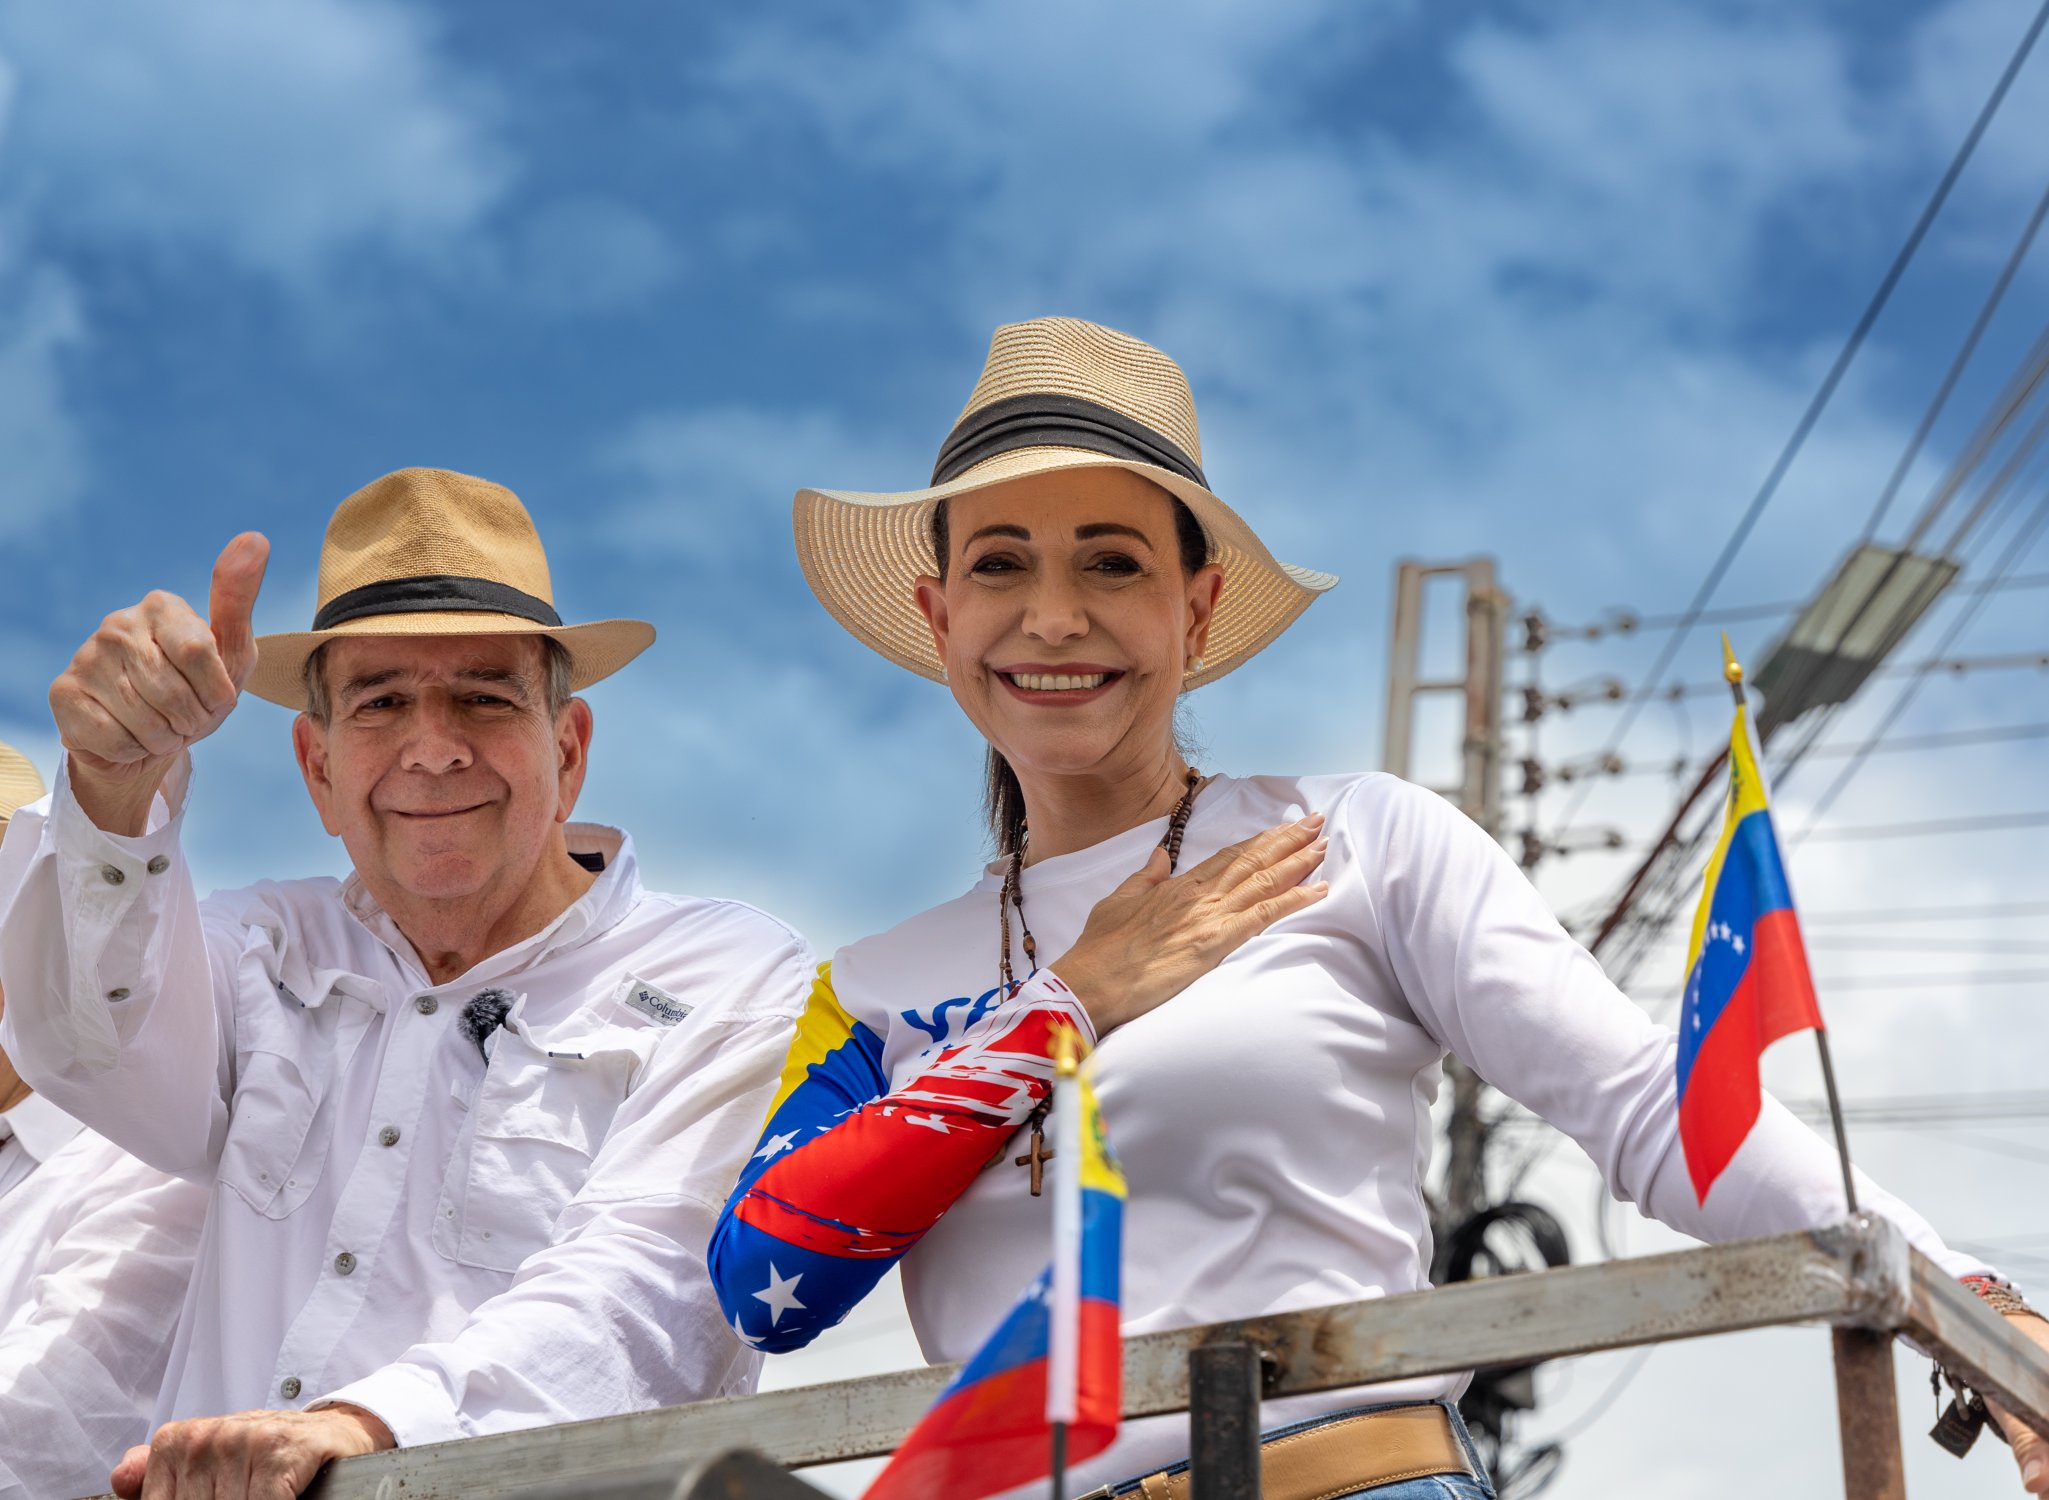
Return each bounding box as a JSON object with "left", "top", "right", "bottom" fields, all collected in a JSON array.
[{"left": 1053, "top": 814, "right": 1329, "bottom": 1035}]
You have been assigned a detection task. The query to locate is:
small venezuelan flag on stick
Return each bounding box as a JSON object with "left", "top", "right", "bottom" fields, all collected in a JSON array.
[
  {"left": 863, "top": 1025, "right": 1125, "bottom": 1500},
  {"left": 1676, "top": 636, "right": 1856, "bottom": 1210}
]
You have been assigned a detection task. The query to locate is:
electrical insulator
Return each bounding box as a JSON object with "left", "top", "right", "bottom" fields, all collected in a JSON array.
[
  {"left": 1521, "top": 686, "right": 1545, "bottom": 723},
  {"left": 1519, "top": 759, "right": 1545, "bottom": 795},
  {"left": 1521, "top": 612, "right": 1548, "bottom": 654}
]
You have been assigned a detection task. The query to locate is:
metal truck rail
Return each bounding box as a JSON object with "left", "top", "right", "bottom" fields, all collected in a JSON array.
[{"left": 81, "top": 1215, "right": 2049, "bottom": 1499}]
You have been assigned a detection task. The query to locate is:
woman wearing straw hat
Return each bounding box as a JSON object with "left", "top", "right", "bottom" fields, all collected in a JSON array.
[{"left": 709, "top": 318, "right": 2038, "bottom": 1497}]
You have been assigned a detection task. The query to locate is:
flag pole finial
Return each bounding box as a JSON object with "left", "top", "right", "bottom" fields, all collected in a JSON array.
[
  {"left": 1053, "top": 1025, "right": 1081, "bottom": 1079},
  {"left": 1720, "top": 633, "right": 1747, "bottom": 709}
]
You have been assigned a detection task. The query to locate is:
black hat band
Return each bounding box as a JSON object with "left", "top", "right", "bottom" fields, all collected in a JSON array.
[
  {"left": 311, "top": 574, "right": 563, "bottom": 632},
  {"left": 930, "top": 392, "right": 1208, "bottom": 489}
]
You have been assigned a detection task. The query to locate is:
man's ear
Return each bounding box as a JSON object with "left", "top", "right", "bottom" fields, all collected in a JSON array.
[
  {"left": 292, "top": 714, "right": 344, "bottom": 837},
  {"left": 554, "top": 698, "right": 595, "bottom": 824},
  {"left": 913, "top": 576, "right": 951, "bottom": 673}
]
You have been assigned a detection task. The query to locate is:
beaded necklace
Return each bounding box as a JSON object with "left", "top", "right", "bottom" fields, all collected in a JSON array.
[{"left": 1002, "top": 767, "right": 1204, "bottom": 1194}]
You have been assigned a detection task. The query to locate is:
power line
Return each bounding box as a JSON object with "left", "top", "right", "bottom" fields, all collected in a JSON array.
[
  {"left": 1630, "top": 969, "right": 2049, "bottom": 1004},
  {"left": 1796, "top": 720, "right": 2049, "bottom": 757},
  {"left": 1799, "top": 808, "right": 2049, "bottom": 842},
  {"left": 1740, "top": 180, "right": 2049, "bottom": 780},
  {"left": 1781, "top": 1091, "right": 2049, "bottom": 1128},
  {"left": 1803, "top": 935, "right": 2049, "bottom": 955},
  {"left": 1569, "top": 571, "right": 2049, "bottom": 636},
  {"left": 1546, "top": 647, "right": 2049, "bottom": 709},
  {"left": 1550, "top": 0, "right": 2049, "bottom": 830},
  {"left": 1901, "top": 1129, "right": 2049, "bottom": 1169},
  {"left": 1801, "top": 900, "right": 2049, "bottom": 924},
  {"left": 1862, "top": 163, "right": 2049, "bottom": 541},
  {"left": 1498, "top": 1090, "right": 2049, "bottom": 1132}
]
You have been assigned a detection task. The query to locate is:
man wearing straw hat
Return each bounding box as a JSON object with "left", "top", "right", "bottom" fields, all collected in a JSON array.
[
  {"left": 0, "top": 470, "right": 813, "bottom": 1498},
  {"left": 0, "top": 741, "right": 208, "bottom": 1500}
]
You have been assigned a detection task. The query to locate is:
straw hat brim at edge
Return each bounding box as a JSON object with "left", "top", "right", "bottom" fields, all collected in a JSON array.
[
  {"left": 794, "top": 447, "right": 1338, "bottom": 690},
  {"left": 247, "top": 613, "right": 656, "bottom": 711}
]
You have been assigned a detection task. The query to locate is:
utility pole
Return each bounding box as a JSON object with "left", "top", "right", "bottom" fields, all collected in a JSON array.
[
  {"left": 1382, "top": 559, "right": 1507, "bottom": 1225},
  {"left": 1386, "top": 559, "right": 1572, "bottom": 1493}
]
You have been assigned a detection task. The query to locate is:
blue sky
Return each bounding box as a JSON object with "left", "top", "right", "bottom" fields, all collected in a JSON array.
[{"left": 3, "top": 2, "right": 2047, "bottom": 1493}]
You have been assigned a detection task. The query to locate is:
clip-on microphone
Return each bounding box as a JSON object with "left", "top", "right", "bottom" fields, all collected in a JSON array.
[{"left": 458, "top": 988, "right": 516, "bottom": 1063}]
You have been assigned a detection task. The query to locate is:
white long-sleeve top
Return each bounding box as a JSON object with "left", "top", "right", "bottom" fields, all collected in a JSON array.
[
  {"left": 0, "top": 1091, "right": 86, "bottom": 1202},
  {"left": 0, "top": 761, "right": 814, "bottom": 1447},
  {"left": 0, "top": 1127, "right": 208, "bottom": 1500},
  {"left": 824, "top": 771, "right": 1989, "bottom": 1494}
]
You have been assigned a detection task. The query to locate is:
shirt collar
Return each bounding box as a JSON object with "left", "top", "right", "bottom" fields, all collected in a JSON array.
[
  {"left": 0, "top": 1093, "right": 86, "bottom": 1164},
  {"left": 338, "top": 823, "right": 643, "bottom": 985}
]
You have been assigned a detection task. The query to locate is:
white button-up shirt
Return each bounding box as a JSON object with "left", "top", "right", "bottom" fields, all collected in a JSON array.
[
  {"left": 0, "top": 1127, "right": 208, "bottom": 1500},
  {"left": 0, "top": 1091, "right": 85, "bottom": 1202},
  {"left": 0, "top": 762, "right": 813, "bottom": 1446}
]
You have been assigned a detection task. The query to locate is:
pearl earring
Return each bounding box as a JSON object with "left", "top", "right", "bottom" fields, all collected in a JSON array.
[{"left": 1187, "top": 654, "right": 1206, "bottom": 675}]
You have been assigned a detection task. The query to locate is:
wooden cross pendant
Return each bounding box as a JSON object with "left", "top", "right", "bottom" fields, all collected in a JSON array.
[{"left": 1014, "top": 1124, "right": 1056, "bottom": 1196}]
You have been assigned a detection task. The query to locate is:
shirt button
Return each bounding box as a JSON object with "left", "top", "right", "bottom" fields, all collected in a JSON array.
[
  {"left": 415, "top": 995, "right": 439, "bottom": 1016},
  {"left": 378, "top": 1125, "right": 400, "bottom": 1148},
  {"left": 334, "top": 1251, "right": 357, "bottom": 1276},
  {"left": 107, "top": 987, "right": 131, "bottom": 1001},
  {"left": 279, "top": 1376, "right": 302, "bottom": 1400},
  {"left": 100, "top": 865, "right": 125, "bottom": 886},
  {"left": 146, "top": 855, "right": 170, "bottom": 875}
]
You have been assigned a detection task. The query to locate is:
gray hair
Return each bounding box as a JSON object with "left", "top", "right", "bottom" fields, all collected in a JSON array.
[{"left": 300, "top": 637, "right": 576, "bottom": 725}]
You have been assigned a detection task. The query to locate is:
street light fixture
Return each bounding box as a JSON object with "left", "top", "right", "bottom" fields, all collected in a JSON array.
[{"left": 1752, "top": 543, "right": 1957, "bottom": 736}]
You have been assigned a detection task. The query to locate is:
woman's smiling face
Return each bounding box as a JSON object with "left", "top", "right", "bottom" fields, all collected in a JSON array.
[{"left": 913, "top": 466, "right": 1222, "bottom": 784}]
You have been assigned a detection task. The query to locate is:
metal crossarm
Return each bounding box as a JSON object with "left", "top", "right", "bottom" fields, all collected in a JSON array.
[{"left": 73, "top": 1218, "right": 2049, "bottom": 1499}]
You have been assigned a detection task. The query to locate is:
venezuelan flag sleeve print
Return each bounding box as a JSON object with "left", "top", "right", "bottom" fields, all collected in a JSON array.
[{"left": 709, "top": 964, "right": 1091, "bottom": 1352}]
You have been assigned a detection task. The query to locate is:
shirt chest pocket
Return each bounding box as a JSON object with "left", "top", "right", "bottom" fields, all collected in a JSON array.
[
  {"left": 218, "top": 963, "right": 375, "bottom": 1220},
  {"left": 433, "top": 1013, "right": 653, "bottom": 1274}
]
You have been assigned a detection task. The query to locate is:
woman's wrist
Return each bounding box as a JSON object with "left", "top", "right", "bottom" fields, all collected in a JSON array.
[{"left": 1045, "top": 948, "right": 1122, "bottom": 1036}]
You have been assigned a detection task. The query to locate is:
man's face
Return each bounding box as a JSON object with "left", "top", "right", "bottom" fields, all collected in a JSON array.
[{"left": 292, "top": 635, "right": 591, "bottom": 908}]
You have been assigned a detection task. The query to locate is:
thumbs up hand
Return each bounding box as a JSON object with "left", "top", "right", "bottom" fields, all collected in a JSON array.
[{"left": 50, "top": 533, "right": 271, "bottom": 834}]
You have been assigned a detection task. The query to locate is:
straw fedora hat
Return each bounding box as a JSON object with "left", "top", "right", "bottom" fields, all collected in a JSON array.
[
  {"left": 792, "top": 317, "right": 1336, "bottom": 688},
  {"left": 248, "top": 468, "right": 655, "bottom": 710},
  {"left": 0, "top": 737, "right": 45, "bottom": 829}
]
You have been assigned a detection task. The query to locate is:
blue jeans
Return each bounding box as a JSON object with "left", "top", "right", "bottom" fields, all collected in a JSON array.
[{"left": 1102, "top": 1399, "right": 1498, "bottom": 1499}]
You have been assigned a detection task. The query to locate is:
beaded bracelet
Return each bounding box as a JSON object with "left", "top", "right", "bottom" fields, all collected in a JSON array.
[{"left": 1963, "top": 1274, "right": 2044, "bottom": 1322}]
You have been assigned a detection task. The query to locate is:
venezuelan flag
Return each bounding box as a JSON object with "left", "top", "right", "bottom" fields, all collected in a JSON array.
[
  {"left": 864, "top": 1068, "right": 1125, "bottom": 1500},
  {"left": 1676, "top": 643, "right": 1825, "bottom": 1204}
]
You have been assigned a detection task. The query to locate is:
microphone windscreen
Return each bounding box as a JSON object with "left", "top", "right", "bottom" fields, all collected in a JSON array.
[{"left": 459, "top": 987, "right": 516, "bottom": 1059}]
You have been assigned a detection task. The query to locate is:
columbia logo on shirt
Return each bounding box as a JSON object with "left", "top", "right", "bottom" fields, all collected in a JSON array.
[{"left": 620, "top": 976, "right": 692, "bottom": 1026}]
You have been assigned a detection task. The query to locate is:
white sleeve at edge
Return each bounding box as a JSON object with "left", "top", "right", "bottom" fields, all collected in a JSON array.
[
  {"left": 1361, "top": 776, "right": 1994, "bottom": 1287},
  {"left": 0, "top": 755, "right": 232, "bottom": 1178}
]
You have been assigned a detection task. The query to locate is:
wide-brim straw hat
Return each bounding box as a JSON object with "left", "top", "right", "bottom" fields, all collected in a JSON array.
[
  {"left": 0, "top": 738, "right": 46, "bottom": 828},
  {"left": 249, "top": 467, "right": 654, "bottom": 710},
  {"left": 793, "top": 317, "right": 1337, "bottom": 688}
]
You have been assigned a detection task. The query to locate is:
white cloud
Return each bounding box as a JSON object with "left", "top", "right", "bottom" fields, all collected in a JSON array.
[
  {"left": 598, "top": 403, "right": 925, "bottom": 563},
  {"left": 0, "top": 0, "right": 511, "bottom": 285},
  {"left": 0, "top": 260, "right": 85, "bottom": 540},
  {"left": 512, "top": 197, "right": 680, "bottom": 315},
  {"left": 655, "top": 6, "right": 2049, "bottom": 1493},
  {"left": 0, "top": 0, "right": 515, "bottom": 539}
]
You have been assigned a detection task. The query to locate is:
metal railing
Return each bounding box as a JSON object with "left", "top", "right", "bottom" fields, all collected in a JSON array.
[{"left": 83, "top": 1216, "right": 2049, "bottom": 1499}]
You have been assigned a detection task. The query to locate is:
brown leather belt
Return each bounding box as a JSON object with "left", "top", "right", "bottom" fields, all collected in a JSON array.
[{"left": 1094, "top": 1402, "right": 1475, "bottom": 1500}]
